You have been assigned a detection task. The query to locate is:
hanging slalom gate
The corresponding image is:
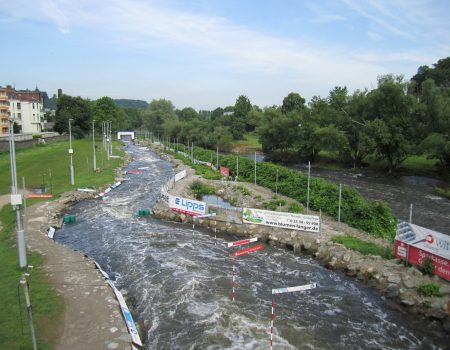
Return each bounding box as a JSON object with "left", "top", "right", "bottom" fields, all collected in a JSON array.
[
  {"left": 226, "top": 240, "right": 264, "bottom": 302},
  {"left": 270, "top": 283, "right": 317, "bottom": 350}
]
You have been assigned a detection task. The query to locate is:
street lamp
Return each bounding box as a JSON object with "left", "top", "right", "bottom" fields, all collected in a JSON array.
[
  {"left": 8, "top": 117, "right": 27, "bottom": 268},
  {"left": 68, "top": 118, "right": 74, "bottom": 185},
  {"left": 92, "top": 120, "right": 96, "bottom": 171}
]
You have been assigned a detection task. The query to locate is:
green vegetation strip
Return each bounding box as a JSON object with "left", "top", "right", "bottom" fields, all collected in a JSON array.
[
  {"left": 190, "top": 181, "right": 216, "bottom": 199},
  {"left": 0, "top": 139, "right": 124, "bottom": 196},
  {"left": 331, "top": 235, "right": 394, "bottom": 259},
  {"left": 417, "top": 283, "right": 445, "bottom": 298},
  {"left": 0, "top": 205, "right": 64, "bottom": 349},
  {"left": 166, "top": 144, "right": 397, "bottom": 240}
]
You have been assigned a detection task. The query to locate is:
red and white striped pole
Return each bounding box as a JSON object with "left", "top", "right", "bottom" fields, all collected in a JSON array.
[
  {"left": 270, "top": 297, "right": 275, "bottom": 350},
  {"left": 269, "top": 283, "right": 316, "bottom": 349},
  {"left": 232, "top": 257, "right": 236, "bottom": 302}
]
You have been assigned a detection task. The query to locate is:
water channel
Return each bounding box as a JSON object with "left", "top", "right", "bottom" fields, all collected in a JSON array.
[{"left": 55, "top": 144, "right": 448, "bottom": 349}]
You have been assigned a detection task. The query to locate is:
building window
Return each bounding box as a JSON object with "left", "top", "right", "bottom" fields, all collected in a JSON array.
[
  {"left": 17, "top": 102, "right": 21, "bottom": 110},
  {"left": 32, "top": 103, "right": 35, "bottom": 109},
  {"left": 18, "top": 113, "right": 21, "bottom": 120}
]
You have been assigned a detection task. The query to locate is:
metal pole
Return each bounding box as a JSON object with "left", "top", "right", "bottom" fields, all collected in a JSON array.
[
  {"left": 276, "top": 169, "right": 278, "bottom": 194},
  {"left": 109, "top": 121, "right": 113, "bottom": 156},
  {"left": 106, "top": 120, "right": 110, "bottom": 160},
  {"left": 409, "top": 204, "right": 413, "bottom": 223},
  {"left": 192, "top": 142, "right": 194, "bottom": 162},
  {"left": 254, "top": 152, "right": 257, "bottom": 185},
  {"left": 307, "top": 161, "right": 311, "bottom": 213},
  {"left": 338, "top": 184, "right": 342, "bottom": 222},
  {"left": 20, "top": 276, "right": 38, "bottom": 350},
  {"left": 22, "top": 176, "right": 26, "bottom": 213},
  {"left": 92, "top": 120, "right": 96, "bottom": 171},
  {"left": 216, "top": 145, "right": 219, "bottom": 169},
  {"left": 9, "top": 118, "right": 27, "bottom": 268},
  {"left": 236, "top": 154, "right": 239, "bottom": 181},
  {"left": 68, "top": 119, "right": 74, "bottom": 185}
]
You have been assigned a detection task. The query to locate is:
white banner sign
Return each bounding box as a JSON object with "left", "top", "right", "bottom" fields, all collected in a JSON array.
[
  {"left": 396, "top": 221, "right": 450, "bottom": 259},
  {"left": 174, "top": 169, "right": 187, "bottom": 182},
  {"left": 169, "top": 195, "right": 207, "bottom": 216},
  {"left": 243, "top": 208, "right": 319, "bottom": 233},
  {"left": 272, "top": 283, "right": 317, "bottom": 295}
]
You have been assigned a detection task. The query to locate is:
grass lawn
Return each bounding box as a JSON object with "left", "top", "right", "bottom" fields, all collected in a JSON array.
[
  {"left": 232, "top": 132, "right": 262, "bottom": 153},
  {"left": 0, "top": 205, "right": 64, "bottom": 350},
  {"left": 0, "top": 138, "right": 125, "bottom": 349},
  {"left": 332, "top": 235, "right": 394, "bottom": 259},
  {"left": 0, "top": 138, "right": 124, "bottom": 196}
]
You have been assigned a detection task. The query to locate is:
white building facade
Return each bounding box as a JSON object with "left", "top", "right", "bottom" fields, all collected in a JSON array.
[{"left": 8, "top": 90, "right": 46, "bottom": 134}]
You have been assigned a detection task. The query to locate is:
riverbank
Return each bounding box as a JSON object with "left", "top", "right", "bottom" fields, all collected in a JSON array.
[
  {"left": 0, "top": 146, "right": 138, "bottom": 349},
  {"left": 145, "top": 141, "right": 450, "bottom": 335}
]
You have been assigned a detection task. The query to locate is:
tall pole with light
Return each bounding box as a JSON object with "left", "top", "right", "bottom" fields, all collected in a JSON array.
[
  {"left": 8, "top": 117, "right": 27, "bottom": 268},
  {"left": 68, "top": 118, "right": 74, "bottom": 185},
  {"left": 92, "top": 120, "right": 96, "bottom": 171}
]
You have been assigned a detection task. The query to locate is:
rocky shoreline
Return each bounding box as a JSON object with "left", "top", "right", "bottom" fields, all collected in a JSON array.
[{"left": 145, "top": 141, "right": 450, "bottom": 334}]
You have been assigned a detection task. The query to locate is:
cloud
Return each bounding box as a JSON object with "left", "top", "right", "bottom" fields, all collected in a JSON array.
[
  {"left": 366, "top": 31, "right": 383, "bottom": 42},
  {"left": 307, "top": 2, "right": 347, "bottom": 23}
]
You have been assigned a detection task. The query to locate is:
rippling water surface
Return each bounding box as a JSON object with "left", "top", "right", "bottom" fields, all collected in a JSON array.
[{"left": 55, "top": 145, "right": 448, "bottom": 349}]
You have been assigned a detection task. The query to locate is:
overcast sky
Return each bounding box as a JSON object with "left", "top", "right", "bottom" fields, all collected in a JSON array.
[{"left": 1, "top": 0, "right": 449, "bottom": 109}]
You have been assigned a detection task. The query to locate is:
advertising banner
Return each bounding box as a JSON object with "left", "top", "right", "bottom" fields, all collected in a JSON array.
[
  {"left": 220, "top": 166, "right": 230, "bottom": 177},
  {"left": 168, "top": 195, "right": 207, "bottom": 216},
  {"left": 243, "top": 208, "right": 319, "bottom": 233},
  {"left": 395, "top": 221, "right": 450, "bottom": 281},
  {"left": 174, "top": 169, "right": 187, "bottom": 182}
]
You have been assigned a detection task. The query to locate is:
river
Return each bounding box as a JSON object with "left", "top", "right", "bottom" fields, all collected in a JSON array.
[{"left": 55, "top": 144, "right": 448, "bottom": 349}]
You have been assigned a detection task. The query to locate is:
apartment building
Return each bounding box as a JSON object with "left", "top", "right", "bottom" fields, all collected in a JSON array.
[{"left": 0, "top": 85, "right": 46, "bottom": 135}]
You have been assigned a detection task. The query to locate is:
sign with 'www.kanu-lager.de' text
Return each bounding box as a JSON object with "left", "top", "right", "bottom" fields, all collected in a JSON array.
[{"left": 169, "top": 195, "right": 207, "bottom": 216}]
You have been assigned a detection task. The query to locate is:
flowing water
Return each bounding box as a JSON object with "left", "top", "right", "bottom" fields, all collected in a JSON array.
[{"left": 55, "top": 145, "right": 448, "bottom": 349}]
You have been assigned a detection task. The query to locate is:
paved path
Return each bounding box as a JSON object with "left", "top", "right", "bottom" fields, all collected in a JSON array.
[{"left": 1, "top": 195, "right": 135, "bottom": 350}]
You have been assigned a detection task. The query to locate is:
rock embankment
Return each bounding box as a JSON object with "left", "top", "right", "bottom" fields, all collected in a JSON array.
[{"left": 147, "top": 141, "right": 450, "bottom": 332}]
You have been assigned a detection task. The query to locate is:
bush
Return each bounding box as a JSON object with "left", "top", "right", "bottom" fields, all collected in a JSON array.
[
  {"left": 288, "top": 202, "right": 303, "bottom": 213},
  {"left": 190, "top": 181, "right": 216, "bottom": 199},
  {"left": 417, "top": 283, "right": 445, "bottom": 297},
  {"left": 331, "top": 235, "right": 394, "bottom": 259},
  {"left": 421, "top": 256, "right": 435, "bottom": 276},
  {"left": 32, "top": 133, "right": 42, "bottom": 139}
]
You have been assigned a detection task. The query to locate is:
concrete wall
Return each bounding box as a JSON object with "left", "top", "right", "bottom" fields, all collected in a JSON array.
[{"left": 0, "top": 134, "right": 68, "bottom": 151}]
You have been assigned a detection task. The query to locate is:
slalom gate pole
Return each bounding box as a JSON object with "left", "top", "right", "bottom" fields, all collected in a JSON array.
[
  {"left": 269, "top": 283, "right": 316, "bottom": 348},
  {"left": 232, "top": 257, "right": 236, "bottom": 302},
  {"left": 270, "top": 297, "right": 275, "bottom": 350}
]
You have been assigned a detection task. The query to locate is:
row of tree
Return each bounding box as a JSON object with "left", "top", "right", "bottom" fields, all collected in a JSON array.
[{"left": 54, "top": 57, "right": 450, "bottom": 173}]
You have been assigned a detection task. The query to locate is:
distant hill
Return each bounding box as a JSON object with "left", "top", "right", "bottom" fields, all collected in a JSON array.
[{"left": 113, "top": 99, "right": 148, "bottom": 109}]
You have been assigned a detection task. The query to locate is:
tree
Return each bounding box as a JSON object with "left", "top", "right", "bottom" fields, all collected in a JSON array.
[
  {"left": 228, "top": 95, "right": 252, "bottom": 140},
  {"left": 54, "top": 95, "right": 92, "bottom": 138},
  {"left": 366, "top": 75, "right": 415, "bottom": 173},
  {"left": 281, "top": 92, "right": 306, "bottom": 114},
  {"left": 179, "top": 107, "right": 198, "bottom": 121},
  {"left": 142, "top": 99, "right": 176, "bottom": 136},
  {"left": 92, "top": 96, "right": 120, "bottom": 130},
  {"left": 421, "top": 133, "right": 450, "bottom": 169}
]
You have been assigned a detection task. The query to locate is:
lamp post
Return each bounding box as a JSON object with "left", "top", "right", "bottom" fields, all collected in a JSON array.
[
  {"left": 306, "top": 161, "right": 311, "bottom": 213},
  {"left": 68, "top": 118, "right": 74, "bottom": 185},
  {"left": 92, "top": 120, "right": 96, "bottom": 171},
  {"left": 8, "top": 117, "right": 27, "bottom": 268}
]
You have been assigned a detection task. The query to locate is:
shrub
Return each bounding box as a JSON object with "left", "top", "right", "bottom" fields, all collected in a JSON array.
[
  {"left": 288, "top": 202, "right": 303, "bottom": 213},
  {"left": 421, "top": 256, "right": 435, "bottom": 276},
  {"left": 190, "top": 181, "right": 216, "bottom": 199},
  {"left": 417, "top": 283, "right": 445, "bottom": 297}
]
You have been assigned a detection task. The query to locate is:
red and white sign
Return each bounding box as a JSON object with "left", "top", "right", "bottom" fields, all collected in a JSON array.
[
  {"left": 220, "top": 166, "right": 230, "bottom": 177},
  {"left": 395, "top": 221, "right": 450, "bottom": 281},
  {"left": 226, "top": 237, "right": 258, "bottom": 248},
  {"left": 232, "top": 244, "right": 264, "bottom": 257},
  {"left": 27, "top": 194, "right": 53, "bottom": 198}
]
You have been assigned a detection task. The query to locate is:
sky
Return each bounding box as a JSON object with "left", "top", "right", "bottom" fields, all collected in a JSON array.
[{"left": 1, "top": 0, "right": 449, "bottom": 110}]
